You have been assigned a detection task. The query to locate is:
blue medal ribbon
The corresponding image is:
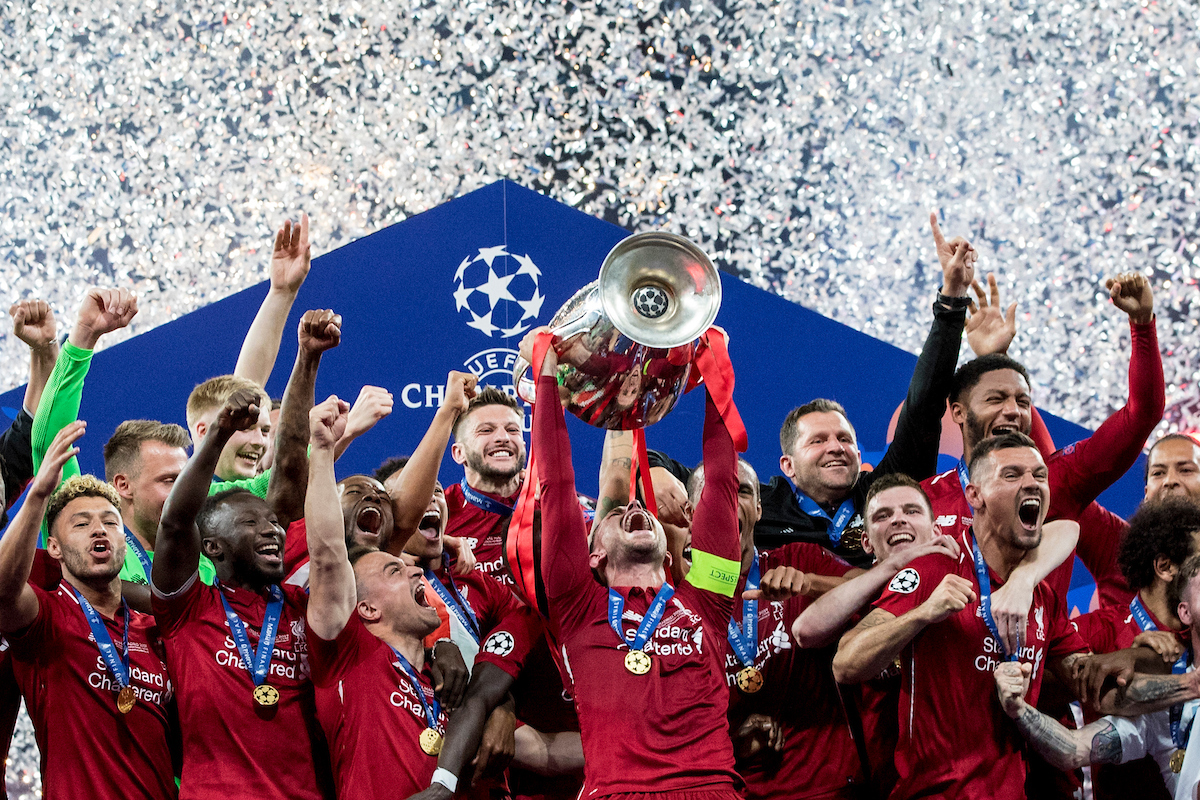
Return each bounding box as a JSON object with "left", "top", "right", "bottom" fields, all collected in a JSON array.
[
  {"left": 424, "top": 557, "right": 481, "bottom": 643},
  {"left": 1131, "top": 597, "right": 1195, "bottom": 747},
  {"left": 459, "top": 478, "right": 514, "bottom": 517},
  {"left": 1171, "top": 653, "right": 1196, "bottom": 749},
  {"left": 1129, "top": 596, "right": 1159, "bottom": 633},
  {"left": 727, "top": 551, "right": 760, "bottom": 667},
  {"left": 389, "top": 645, "right": 442, "bottom": 732},
  {"left": 956, "top": 458, "right": 971, "bottom": 495},
  {"left": 124, "top": 530, "right": 153, "bottom": 579},
  {"left": 608, "top": 583, "right": 676, "bottom": 653},
  {"left": 794, "top": 490, "right": 857, "bottom": 546},
  {"left": 67, "top": 585, "right": 132, "bottom": 691},
  {"left": 217, "top": 583, "right": 284, "bottom": 688},
  {"left": 971, "top": 536, "right": 1019, "bottom": 662}
]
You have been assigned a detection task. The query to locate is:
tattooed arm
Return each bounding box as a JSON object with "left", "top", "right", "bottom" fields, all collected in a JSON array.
[
  {"left": 593, "top": 430, "right": 633, "bottom": 528},
  {"left": 1053, "top": 650, "right": 1200, "bottom": 716},
  {"left": 995, "top": 661, "right": 1126, "bottom": 770}
]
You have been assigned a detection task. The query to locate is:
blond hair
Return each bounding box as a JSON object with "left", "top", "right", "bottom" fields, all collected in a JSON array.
[{"left": 186, "top": 375, "right": 270, "bottom": 430}]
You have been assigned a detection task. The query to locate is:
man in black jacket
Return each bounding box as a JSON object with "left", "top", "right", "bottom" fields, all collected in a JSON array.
[{"left": 754, "top": 215, "right": 977, "bottom": 566}]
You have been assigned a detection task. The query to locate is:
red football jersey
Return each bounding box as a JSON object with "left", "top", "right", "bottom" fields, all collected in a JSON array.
[
  {"left": 423, "top": 564, "right": 541, "bottom": 680},
  {"left": 445, "top": 481, "right": 518, "bottom": 587},
  {"left": 1072, "top": 598, "right": 1180, "bottom": 800},
  {"left": 874, "top": 531, "right": 1087, "bottom": 800},
  {"left": 538, "top": 376, "right": 742, "bottom": 797},
  {"left": 152, "top": 576, "right": 333, "bottom": 800},
  {"left": 309, "top": 614, "right": 451, "bottom": 800},
  {"left": 8, "top": 585, "right": 175, "bottom": 800},
  {"left": 724, "top": 543, "right": 860, "bottom": 800}
]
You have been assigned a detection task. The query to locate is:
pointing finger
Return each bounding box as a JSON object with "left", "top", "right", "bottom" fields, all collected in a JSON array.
[{"left": 930, "top": 213, "right": 946, "bottom": 248}]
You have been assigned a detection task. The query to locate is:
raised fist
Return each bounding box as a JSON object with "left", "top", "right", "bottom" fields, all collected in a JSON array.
[
  {"left": 72, "top": 288, "right": 138, "bottom": 349},
  {"left": 443, "top": 371, "right": 479, "bottom": 416},
  {"left": 309, "top": 395, "right": 350, "bottom": 450},
  {"left": 9, "top": 299, "right": 57, "bottom": 350},
  {"left": 217, "top": 388, "right": 263, "bottom": 434},
  {"left": 1104, "top": 272, "right": 1153, "bottom": 324},
  {"left": 298, "top": 309, "right": 342, "bottom": 355}
]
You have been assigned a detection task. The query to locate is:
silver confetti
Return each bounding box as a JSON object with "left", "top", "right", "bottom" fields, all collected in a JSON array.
[{"left": 4, "top": 0, "right": 1200, "bottom": 789}]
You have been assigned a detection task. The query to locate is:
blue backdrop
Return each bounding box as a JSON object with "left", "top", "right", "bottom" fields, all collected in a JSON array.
[{"left": 0, "top": 180, "right": 1145, "bottom": 614}]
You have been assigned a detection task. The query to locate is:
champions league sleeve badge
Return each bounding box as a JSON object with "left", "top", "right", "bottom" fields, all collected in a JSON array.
[{"left": 888, "top": 568, "right": 920, "bottom": 594}]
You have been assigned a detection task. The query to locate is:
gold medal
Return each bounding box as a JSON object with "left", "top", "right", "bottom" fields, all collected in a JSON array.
[
  {"left": 735, "top": 666, "right": 763, "bottom": 694},
  {"left": 1171, "top": 748, "right": 1186, "bottom": 773},
  {"left": 253, "top": 684, "right": 280, "bottom": 707},
  {"left": 624, "top": 650, "right": 652, "bottom": 675},
  {"left": 420, "top": 727, "right": 444, "bottom": 756},
  {"left": 116, "top": 686, "right": 136, "bottom": 714}
]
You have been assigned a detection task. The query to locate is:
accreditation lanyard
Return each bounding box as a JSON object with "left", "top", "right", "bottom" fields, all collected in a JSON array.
[
  {"left": 971, "top": 537, "right": 1018, "bottom": 661},
  {"left": 727, "top": 551, "right": 760, "bottom": 667},
  {"left": 424, "top": 558, "right": 481, "bottom": 643},
  {"left": 608, "top": 583, "right": 675, "bottom": 653},
  {"left": 460, "top": 478, "right": 514, "bottom": 517},
  {"left": 124, "top": 530, "right": 153, "bottom": 578},
  {"left": 69, "top": 585, "right": 132, "bottom": 690},
  {"left": 794, "top": 491, "right": 857, "bottom": 546},
  {"left": 390, "top": 645, "right": 442, "bottom": 732},
  {"left": 217, "top": 583, "right": 284, "bottom": 688},
  {"left": 1131, "top": 596, "right": 1196, "bottom": 747}
]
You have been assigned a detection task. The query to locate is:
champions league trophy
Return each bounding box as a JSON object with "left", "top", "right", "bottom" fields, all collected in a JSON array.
[{"left": 512, "top": 231, "right": 722, "bottom": 429}]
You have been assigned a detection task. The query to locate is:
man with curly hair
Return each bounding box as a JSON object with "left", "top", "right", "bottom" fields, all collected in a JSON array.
[
  {"left": 1068, "top": 498, "right": 1200, "bottom": 799},
  {"left": 0, "top": 424, "right": 175, "bottom": 799}
]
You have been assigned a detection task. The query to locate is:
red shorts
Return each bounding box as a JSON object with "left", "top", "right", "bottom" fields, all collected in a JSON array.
[{"left": 597, "top": 788, "right": 743, "bottom": 800}]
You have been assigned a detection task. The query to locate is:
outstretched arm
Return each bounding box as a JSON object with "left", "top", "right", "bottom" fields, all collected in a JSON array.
[
  {"left": 31, "top": 288, "right": 138, "bottom": 480},
  {"left": 872, "top": 214, "right": 973, "bottom": 482},
  {"left": 153, "top": 388, "right": 262, "bottom": 594},
  {"left": 390, "top": 372, "right": 476, "bottom": 547},
  {"left": 265, "top": 309, "right": 341, "bottom": 528},
  {"left": 333, "top": 385, "right": 395, "bottom": 461},
  {"left": 793, "top": 534, "right": 961, "bottom": 648},
  {"left": 9, "top": 300, "right": 58, "bottom": 417},
  {"left": 304, "top": 395, "right": 356, "bottom": 640},
  {"left": 995, "top": 662, "right": 1125, "bottom": 771},
  {"left": 0, "top": 423, "right": 84, "bottom": 633},
  {"left": 594, "top": 430, "right": 633, "bottom": 527},
  {"left": 235, "top": 214, "right": 311, "bottom": 386},
  {"left": 519, "top": 331, "right": 589, "bottom": 600},
  {"left": 1052, "top": 272, "right": 1164, "bottom": 516}
]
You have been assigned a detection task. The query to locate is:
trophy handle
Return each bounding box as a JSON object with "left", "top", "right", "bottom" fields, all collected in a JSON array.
[{"left": 511, "top": 309, "right": 602, "bottom": 404}]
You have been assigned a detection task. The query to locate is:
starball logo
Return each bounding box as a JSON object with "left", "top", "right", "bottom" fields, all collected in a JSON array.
[{"left": 399, "top": 245, "right": 548, "bottom": 415}]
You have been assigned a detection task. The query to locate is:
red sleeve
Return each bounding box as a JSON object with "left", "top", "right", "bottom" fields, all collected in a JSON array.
[
  {"left": 475, "top": 605, "right": 544, "bottom": 680},
  {"left": 874, "top": 553, "right": 956, "bottom": 617},
  {"left": 1047, "top": 588, "right": 1090, "bottom": 658},
  {"left": 1069, "top": 607, "right": 1120, "bottom": 654},
  {"left": 535, "top": 375, "right": 592, "bottom": 603},
  {"left": 473, "top": 572, "right": 523, "bottom": 635},
  {"left": 1074, "top": 502, "right": 1133, "bottom": 607},
  {"left": 1048, "top": 321, "right": 1165, "bottom": 518},
  {"left": 308, "top": 612, "right": 373, "bottom": 687},
  {"left": 4, "top": 585, "right": 60, "bottom": 663},
  {"left": 769, "top": 542, "right": 854, "bottom": 578},
  {"left": 1030, "top": 408, "right": 1056, "bottom": 457},
  {"left": 150, "top": 573, "right": 206, "bottom": 638},
  {"left": 689, "top": 392, "right": 739, "bottom": 565},
  {"left": 283, "top": 519, "right": 309, "bottom": 576}
]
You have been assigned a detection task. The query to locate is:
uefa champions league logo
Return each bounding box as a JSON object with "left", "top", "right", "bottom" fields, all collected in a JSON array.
[{"left": 453, "top": 245, "right": 545, "bottom": 339}]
